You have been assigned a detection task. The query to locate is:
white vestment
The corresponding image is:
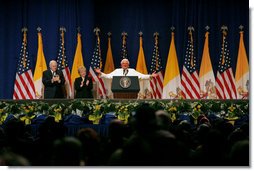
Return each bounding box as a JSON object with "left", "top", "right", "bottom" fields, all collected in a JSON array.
[{"left": 100, "top": 68, "right": 151, "bottom": 79}]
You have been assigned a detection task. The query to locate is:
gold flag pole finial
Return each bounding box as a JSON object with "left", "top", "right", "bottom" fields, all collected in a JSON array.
[
  {"left": 77, "top": 27, "right": 81, "bottom": 33},
  {"left": 221, "top": 25, "right": 228, "bottom": 35},
  {"left": 154, "top": 32, "right": 159, "bottom": 45},
  {"left": 60, "top": 27, "right": 66, "bottom": 40},
  {"left": 94, "top": 27, "right": 100, "bottom": 36},
  {"left": 21, "top": 27, "right": 28, "bottom": 33},
  {"left": 170, "top": 26, "right": 175, "bottom": 32},
  {"left": 107, "top": 32, "right": 112, "bottom": 37},
  {"left": 37, "top": 27, "right": 41, "bottom": 33},
  {"left": 138, "top": 31, "right": 143, "bottom": 37},
  {"left": 121, "top": 31, "right": 128, "bottom": 45},
  {"left": 239, "top": 25, "right": 244, "bottom": 33},
  {"left": 171, "top": 26, "right": 175, "bottom": 36}
]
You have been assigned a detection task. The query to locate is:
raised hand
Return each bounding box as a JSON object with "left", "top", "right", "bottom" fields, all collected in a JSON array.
[
  {"left": 151, "top": 71, "right": 158, "bottom": 78},
  {"left": 94, "top": 68, "right": 101, "bottom": 74}
]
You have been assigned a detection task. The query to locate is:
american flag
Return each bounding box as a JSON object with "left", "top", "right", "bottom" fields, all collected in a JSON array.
[
  {"left": 181, "top": 27, "right": 200, "bottom": 99},
  {"left": 216, "top": 26, "right": 237, "bottom": 99},
  {"left": 149, "top": 32, "right": 163, "bottom": 99},
  {"left": 56, "top": 27, "right": 72, "bottom": 98},
  {"left": 13, "top": 28, "right": 36, "bottom": 99},
  {"left": 89, "top": 27, "right": 106, "bottom": 98},
  {"left": 121, "top": 32, "right": 128, "bottom": 59}
]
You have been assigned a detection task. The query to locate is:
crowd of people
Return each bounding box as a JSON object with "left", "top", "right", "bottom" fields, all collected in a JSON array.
[{"left": 0, "top": 103, "right": 249, "bottom": 166}]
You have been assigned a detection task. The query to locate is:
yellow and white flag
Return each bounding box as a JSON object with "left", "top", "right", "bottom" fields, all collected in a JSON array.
[
  {"left": 103, "top": 33, "right": 115, "bottom": 98},
  {"left": 104, "top": 33, "right": 115, "bottom": 74},
  {"left": 162, "top": 32, "right": 181, "bottom": 99},
  {"left": 136, "top": 34, "right": 148, "bottom": 74},
  {"left": 71, "top": 33, "right": 85, "bottom": 83},
  {"left": 136, "top": 33, "right": 148, "bottom": 98},
  {"left": 34, "top": 30, "right": 47, "bottom": 99},
  {"left": 199, "top": 31, "right": 216, "bottom": 99},
  {"left": 235, "top": 30, "right": 249, "bottom": 99},
  {"left": 71, "top": 32, "right": 85, "bottom": 98}
]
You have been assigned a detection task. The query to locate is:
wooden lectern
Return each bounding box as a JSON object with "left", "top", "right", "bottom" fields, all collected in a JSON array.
[{"left": 111, "top": 76, "right": 140, "bottom": 99}]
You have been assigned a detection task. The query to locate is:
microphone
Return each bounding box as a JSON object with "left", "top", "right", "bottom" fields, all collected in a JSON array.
[{"left": 123, "top": 69, "right": 128, "bottom": 76}]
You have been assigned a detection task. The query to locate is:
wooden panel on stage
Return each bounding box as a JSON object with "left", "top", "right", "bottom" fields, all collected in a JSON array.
[{"left": 113, "top": 92, "right": 138, "bottom": 99}]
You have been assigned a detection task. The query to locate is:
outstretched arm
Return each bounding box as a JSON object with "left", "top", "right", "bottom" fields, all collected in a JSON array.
[
  {"left": 134, "top": 70, "right": 157, "bottom": 80},
  {"left": 94, "top": 68, "right": 115, "bottom": 79}
]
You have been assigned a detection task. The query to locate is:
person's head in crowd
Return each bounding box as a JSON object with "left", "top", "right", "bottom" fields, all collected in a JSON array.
[
  {"left": 196, "top": 123, "right": 210, "bottom": 144},
  {"left": 38, "top": 116, "right": 64, "bottom": 140},
  {"left": 0, "top": 151, "right": 30, "bottom": 166},
  {"left": 132, "top": 103, "right": 157, "bottom": 133},
  {"left": 4, "top": 118, "right": 25, "bottom": 139},
  {"left": 51, "top": 137, "right": 83, "bottom": 166},
  {"left": 108, "top": 119, "right": 125, "bottom": 142},
  {"left": 78, "top": 66, "right": 87, "bottom": 78},
  {"left": 0, "top": 127, "right": 6, "bottom": 149},
  {"left": 178, "top": 120, "right": 192, "bottom": 133},
  {"left": 155, "top": 110, "right": 172, "bottom": 130},
  {"left": 77, "top": 128, "right": 101, "bottom": 166},
  {"left": 49, "top": 60, "right": 57, "bottom": 72},
  {"left": 229, "top": 140, "right": 249, "bottom": 166},
  {"left": 228, "top": 128, "right": 248, "bottom": 148},
  {"left": 121, "top": 59, "right": 130, "bottom": 69}
]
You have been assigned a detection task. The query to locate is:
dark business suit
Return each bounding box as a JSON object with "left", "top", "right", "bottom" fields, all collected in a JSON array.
[
  {"left": 42, "top": 69, "right": 65, "bottom": 98},
  {"left": 74, "top": 76, "right": 93, "bottom": 98}
]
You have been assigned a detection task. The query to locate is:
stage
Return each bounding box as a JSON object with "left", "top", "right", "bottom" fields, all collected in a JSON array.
[{"left": 0, "top": 99, "right": 249, "bottom": 138}]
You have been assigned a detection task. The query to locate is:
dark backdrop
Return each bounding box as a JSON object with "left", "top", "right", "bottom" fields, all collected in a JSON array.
[{"left": 0, "top": 0, "right": 249, "bottom": 99}]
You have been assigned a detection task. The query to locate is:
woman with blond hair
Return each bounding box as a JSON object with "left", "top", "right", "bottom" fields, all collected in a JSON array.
[{"left": 74, "top": 66, "right": 93, "bottom": 98}]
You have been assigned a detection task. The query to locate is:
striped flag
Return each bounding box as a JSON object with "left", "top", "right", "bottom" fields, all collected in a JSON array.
[
  {"left": 215, "top": 26, "right": 237, "bottom": 99},
  {"left": 121, "top": 32, "right": 128, "bottom": 59},
  {"left": 235, "top": 26, "right": 249, "bottom": 99},
  {"left": 89, "top": 27, "right": 106, "bottom": 99},
  {"left": 13, "top": 28, "right": 36, "bottom": 99},
  {"left": 34, "top": 27, "right": 47, "bottom": 99},
  {"left": 199, "top": 28, "right": 216, "bottom": 99},
  {"left": 56, "top": 27, "right": 72, "bottom": 98},
  {"left": 181, "top": 26, "right": 200, "bottom": 99},
  {"left": 162, "top": 29, "right": 181, "bottom": 99},
  {"left": 149, "top": 32, "right": 163, "bottom": 99}
]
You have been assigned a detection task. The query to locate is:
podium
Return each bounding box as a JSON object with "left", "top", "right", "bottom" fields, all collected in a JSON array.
[{"left": 111, "top": 76, "right": 140, "bottom": 99}]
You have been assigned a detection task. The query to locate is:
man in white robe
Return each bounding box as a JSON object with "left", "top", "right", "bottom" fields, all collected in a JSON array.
[
  {"left": 95, "top": 58, "right": 157, "bottom": 79},
  {"left": 95, "top": 59, "right": 157, "bottom": 98}
]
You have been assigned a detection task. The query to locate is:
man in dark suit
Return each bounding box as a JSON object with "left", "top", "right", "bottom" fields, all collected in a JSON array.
[
  {"left": 42, "top": 60, "right": 65, "bottom": 98},
  {"left": 74, "top": 66, "right": 93, "bottom": 98}
]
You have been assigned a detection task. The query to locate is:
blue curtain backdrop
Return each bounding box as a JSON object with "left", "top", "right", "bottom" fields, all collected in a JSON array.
[{"left": 0, "top": 0, "right": 249, "bottom": 99}]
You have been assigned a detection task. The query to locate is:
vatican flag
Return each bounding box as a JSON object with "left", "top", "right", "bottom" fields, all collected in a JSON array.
[
  {"left": 136, "top": 33, "right": 149, "bottom": 98},
  {"left": 235, "top": 30, "right": 249, "bottom": 99},
  {"left": 162, "top": 32, "right": 181, "bottom": 99},
  {"left": 71, "top": 33, "right": 85, "bottom": 85},
  {"left": 103, "top": 33, "right": 115, "bottom": 98},
  {"left": 199, "top": 31, "right": 216, "bottom": 99},
  {"left": 136, "top": 34, "right": 148, "bottom": 74},
  {"left": 34, "top": 31, "right": 47, "bottom": 99}
]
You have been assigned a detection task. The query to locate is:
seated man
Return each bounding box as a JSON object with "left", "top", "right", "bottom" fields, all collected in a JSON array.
[{"left": 95, "top": 58, "right": 157, "bottom": 79}]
